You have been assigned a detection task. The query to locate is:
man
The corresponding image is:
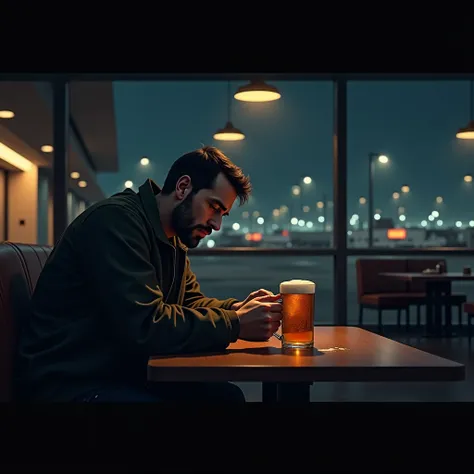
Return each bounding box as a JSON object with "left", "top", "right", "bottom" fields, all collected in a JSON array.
[{"left": 15, "top": 146, "right": 282, "bottom": 402}]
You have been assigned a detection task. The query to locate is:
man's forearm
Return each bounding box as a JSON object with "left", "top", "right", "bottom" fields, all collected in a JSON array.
[
  {"left": 133, "top": 289, "right": 241, "bottom": 355},
  {"left": 184, "top": 294, "right": 239, "bottom": 311}
]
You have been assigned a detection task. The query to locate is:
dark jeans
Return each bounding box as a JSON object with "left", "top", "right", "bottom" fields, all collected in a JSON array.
[{"left": 78, "top": 382, "right": 245, "bottom": 403}]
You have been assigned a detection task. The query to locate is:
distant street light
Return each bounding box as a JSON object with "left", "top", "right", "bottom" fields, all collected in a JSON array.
[
  {"left": 290, "top": 185, "right": 301, "bottom": 223},
  {"left": 368, "top": 152, "right": 390, "bottom": 247},
  {"left": 125, "top": 180, "right": 133, "bottom": 188},
  {"left": 140, "top": 157, "right": 150, "bottom": 166},
  {"left": 464, "top": 174, "right": 472, "bottom": 183}
]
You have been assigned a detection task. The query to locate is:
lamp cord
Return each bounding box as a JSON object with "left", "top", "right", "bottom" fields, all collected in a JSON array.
[
  {"left": 470, "top": 80, "right": 473, "bottom": 121},
  {"left": 227, "top": 81, "right": 231, "bottom": 123}
]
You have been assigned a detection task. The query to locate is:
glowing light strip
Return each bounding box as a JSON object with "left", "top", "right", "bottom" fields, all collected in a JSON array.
[{"left": 0, "top": 141, "right": 33, "bottom": 171}]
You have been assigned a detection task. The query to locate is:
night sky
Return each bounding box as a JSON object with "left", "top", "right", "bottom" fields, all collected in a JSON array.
[{"left": 96, "top": 80, "right": 474, "bottom": 226}]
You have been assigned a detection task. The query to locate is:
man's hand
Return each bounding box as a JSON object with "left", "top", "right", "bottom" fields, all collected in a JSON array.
[
  {"left": 236, "top": 294, "right": 282, "bottom": 342},
  {"left": 231, "top": 288, "right": 279, "bottom": 312}
]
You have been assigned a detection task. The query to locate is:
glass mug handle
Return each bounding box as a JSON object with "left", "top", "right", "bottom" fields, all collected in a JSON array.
[{"left": 273, "top": 296, "right": 284, "bottom": 340}]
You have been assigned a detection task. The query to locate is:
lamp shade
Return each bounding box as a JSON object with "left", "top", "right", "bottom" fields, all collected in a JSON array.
[
  {"left": 234, "top": 80, "right": 281, "bottom": 102},
  {"left": 213, "top": 121, "right": 245, "bottom": 141},
  {"left": 456, "top": 120, "right": 474, "bottom": 140}
]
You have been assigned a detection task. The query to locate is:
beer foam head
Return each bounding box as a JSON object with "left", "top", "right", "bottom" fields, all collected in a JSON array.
[{"left": 279, "top": 279, "right": 316, "bottom": 294}]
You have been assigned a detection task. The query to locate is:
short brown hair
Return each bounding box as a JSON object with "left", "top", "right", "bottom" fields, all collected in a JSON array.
[{"left": 161, "top": 146, "right": 252, "bottom": 205}]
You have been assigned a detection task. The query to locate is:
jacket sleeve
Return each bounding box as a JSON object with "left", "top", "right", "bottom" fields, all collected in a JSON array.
[
  {"left": 77, "top": 204, "right": 240, "bottom": 356},
  {"left": 183, "top": 257, "right": 239, "bottom": 310}
]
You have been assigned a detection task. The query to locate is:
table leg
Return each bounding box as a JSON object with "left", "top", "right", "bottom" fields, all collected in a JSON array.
[
  {"left": 443, "top": 281, "right": 456, "bottom": 337},
  {"left": 423, "top": 281, "right": 457, "bottom": 338},
  {"left": 262, "top": 383, "right": 278, "bottom": 403},
  {"left": 276, "top": 383, "right": 312, "bottom": 402},
  {"left": 424, "top": 284, "right": 436, "bottom": 336},
  {"left": 433, "top": 283, "right": 443, "bottom": 335}
]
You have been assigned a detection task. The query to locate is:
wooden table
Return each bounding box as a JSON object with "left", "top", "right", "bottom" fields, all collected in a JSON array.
[
  {"left": 380, "top": 272, "right": 474, "bottom": 337},
  {"left": 148, "top": 327, "right": 464, "bottom": 402}
]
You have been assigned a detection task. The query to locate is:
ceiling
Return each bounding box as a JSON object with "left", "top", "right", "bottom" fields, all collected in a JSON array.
[{"left": 0, "top": 81, "right": 118, "bottom": 202}]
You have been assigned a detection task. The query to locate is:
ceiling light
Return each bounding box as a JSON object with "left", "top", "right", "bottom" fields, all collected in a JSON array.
[
  {"left": 70, "top": 171, "right": 80, "bottom": 179},
  {"left": 0, "top": 110, "right": 15, "bottom": 119},
  {"left": 456, "top": 80, "right": 474, "bottom": 140},
  {"left": 41, "top": 145, "right": 54, "bottom": 153},
  {"left": 125, "top": 180, "right": 133, "bottom": 188},
  {"left": 456, "top": 120, "right": 474, "bottom": 139},
  {"left": 140, "top": 157, "right": 150, "bottom": 166},
  {"left": 213, "top": 82, "right": 246, "bottom": 141},
  {"left": 78, "top": 180, "right": 87, "bottom": 188},
  {"left": 234, "top": 80, "right": 281, "bottom": 102}
]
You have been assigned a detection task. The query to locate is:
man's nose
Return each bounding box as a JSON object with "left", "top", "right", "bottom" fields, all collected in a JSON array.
[{"left": 209, "top": 216, "right": 221, "bottom": 231}]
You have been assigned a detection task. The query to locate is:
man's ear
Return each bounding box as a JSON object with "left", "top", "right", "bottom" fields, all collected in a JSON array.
[{"left": 176, "top": 175, "right": 192, "bottom": 200}]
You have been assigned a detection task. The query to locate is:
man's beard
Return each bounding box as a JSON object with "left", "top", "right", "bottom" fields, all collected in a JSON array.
[{"left": 171, "top": 192, "right": 212, "bottom": 248}]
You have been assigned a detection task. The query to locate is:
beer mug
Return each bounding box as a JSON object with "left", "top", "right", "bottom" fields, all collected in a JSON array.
[{"left": 279, "top": 279, "right": 315, "bottom": 349}]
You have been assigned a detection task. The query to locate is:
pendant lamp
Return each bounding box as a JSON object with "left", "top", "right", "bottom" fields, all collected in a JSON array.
[
  {"left": 234, "top": 79, "right": 281, "bottom": 102},
  {"left": 213, "top": 82, "right": 245, "bottom": 141},
  {"left": 456, "top": 80, "right": 474, "bottom": 140}
]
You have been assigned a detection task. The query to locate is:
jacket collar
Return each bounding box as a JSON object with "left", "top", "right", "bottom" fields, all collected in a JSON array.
[{"left": 138, "top": 179, "right": 187, "bottom": 251}]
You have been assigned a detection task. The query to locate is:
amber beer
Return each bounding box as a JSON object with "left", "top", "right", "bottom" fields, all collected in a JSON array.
[{"left": 280, "top": 279, "right": 315, "bottom": 349}]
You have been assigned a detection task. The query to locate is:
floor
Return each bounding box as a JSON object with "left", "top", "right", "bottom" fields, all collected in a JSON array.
[{"left": 236, "top": 325, "right": 474, "bottom": 402}]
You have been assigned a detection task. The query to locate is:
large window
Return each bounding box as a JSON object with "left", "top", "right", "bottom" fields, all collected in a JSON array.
[
  {"left": 103, "top": 80, "right": 336, "bottom": 323},
  {"left": 106, "top": 80, "right": 335, "bottom": 250},
  {"left": 99, "top": 76, "right": 474, "bottom": 327},
  {"left": 347, "top": 80, "right": 474, "bottom": 249}
]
